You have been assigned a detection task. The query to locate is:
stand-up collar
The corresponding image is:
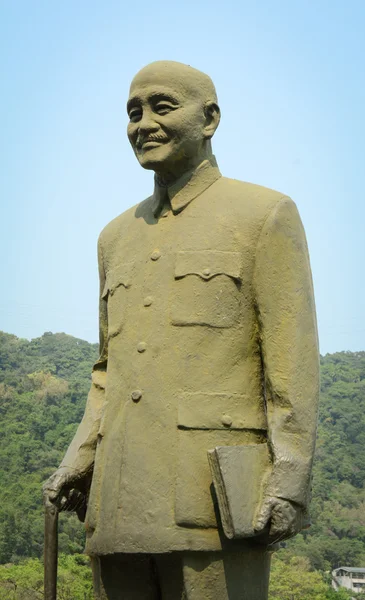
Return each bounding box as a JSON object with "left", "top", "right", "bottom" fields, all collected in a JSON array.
[{"left": 151, "top": 156, "right": 221, "bottom": 217}]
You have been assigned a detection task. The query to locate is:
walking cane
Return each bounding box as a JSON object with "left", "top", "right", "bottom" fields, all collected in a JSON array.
[
  {"left": 44, "top": 503, "right": 59, "bottom": 600},
  {"left": 44, "top": 488, "right": 87, "bottom": 600}
]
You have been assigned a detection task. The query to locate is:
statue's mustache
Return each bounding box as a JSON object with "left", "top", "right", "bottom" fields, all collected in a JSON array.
[{"left": 136, "top": 134, "right": 169, "bottom": 149}]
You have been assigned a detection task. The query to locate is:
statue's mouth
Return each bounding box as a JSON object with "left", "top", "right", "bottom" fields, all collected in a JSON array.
[{"left": 137, "top": 136, "right": 169, "bottom": 150}]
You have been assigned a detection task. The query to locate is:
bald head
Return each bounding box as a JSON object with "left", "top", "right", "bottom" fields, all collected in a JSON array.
[
  {"left": 130, "top": 61, "right": 218, "bottom": 106},
  {"left": 127, "top": 61, "right": 220, "bottom": 181}
]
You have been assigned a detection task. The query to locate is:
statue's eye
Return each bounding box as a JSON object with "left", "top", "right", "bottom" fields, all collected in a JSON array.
[
  {"left": 129, "top": 108, "right": 142, "bottom": 122},
  {"left": 155, "top": 102, "right": 176, "bottom": 115}
]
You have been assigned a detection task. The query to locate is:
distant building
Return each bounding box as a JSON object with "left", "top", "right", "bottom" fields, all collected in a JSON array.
[{"left": 332, "top": 567, "right": 365, "bottom": 594}]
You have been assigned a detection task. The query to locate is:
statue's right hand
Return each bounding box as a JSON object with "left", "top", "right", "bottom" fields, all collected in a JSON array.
[
  {"left": 43, "top": 467, "right": 89, "bottom": 521},
  {"left": 42, "top": 466, "right": 80, "bottom": 509}
]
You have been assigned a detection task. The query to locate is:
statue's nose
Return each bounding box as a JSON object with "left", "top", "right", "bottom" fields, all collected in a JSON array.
[{"left": 138, "top": 109, "right": 159, "bottom": 133}]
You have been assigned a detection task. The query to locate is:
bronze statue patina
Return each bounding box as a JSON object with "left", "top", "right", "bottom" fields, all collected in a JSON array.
[{"left": 43, "top": 61, "right": 319, "bottom": 599}]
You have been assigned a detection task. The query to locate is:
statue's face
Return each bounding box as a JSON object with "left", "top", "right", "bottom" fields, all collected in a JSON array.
[{"left": 127, "top": 77, "right": 206, "bottom": 174}]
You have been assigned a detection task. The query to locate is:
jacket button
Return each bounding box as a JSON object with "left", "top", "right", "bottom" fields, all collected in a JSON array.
[
  {"left": 151, "top": 250, "right": 161, "bottom": 261},
  {"left": 203, "top": 268, "right": 211, "bottom": 277},
  {"left": 131, "top": 390, "right": 142, "bottom": 402},
  {"left": 143, "top": 296, "right": 153, "bottom": 307},
  {"left": 137, "top": 342, "right": 147, "bottom": 353},
  {"left": 222, "top": 414, "right": 232, "bottom": 427}
]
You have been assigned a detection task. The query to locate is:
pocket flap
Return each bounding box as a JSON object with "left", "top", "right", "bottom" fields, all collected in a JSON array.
[
  {"left": 103, "top": 262, "right": 133, "bottom": 297},
  {"left": 177, "top": 392, "right": 267, "bottom": 430},
  {"left": 175, "top": 251, "right": 241, "bottom": 281}
]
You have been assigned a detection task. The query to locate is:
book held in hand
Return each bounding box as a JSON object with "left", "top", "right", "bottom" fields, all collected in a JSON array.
[{"left": 207, "top": 443, "right": 272, "bottom": 539}]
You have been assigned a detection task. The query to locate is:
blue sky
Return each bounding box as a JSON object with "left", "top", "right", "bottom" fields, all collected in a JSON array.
[{"left": 1, "top": 0, "right": 364, "bottom": 355}]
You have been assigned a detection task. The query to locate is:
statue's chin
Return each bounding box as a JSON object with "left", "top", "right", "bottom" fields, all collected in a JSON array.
[
  {"left": 136, "top": 144, "right": 203, "bottom": 178},
  {"left": 136, "top": 149, "right": 183, "bottom": 176},
  {"left": 136, "top": 146, "right": 171, "bottom": 172}
]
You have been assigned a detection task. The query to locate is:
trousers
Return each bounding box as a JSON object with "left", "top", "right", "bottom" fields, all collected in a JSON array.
[{"left": 91, "top": 549, "right": 271, "bottom": 600}]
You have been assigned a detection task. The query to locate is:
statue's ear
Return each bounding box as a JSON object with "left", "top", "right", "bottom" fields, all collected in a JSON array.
[{"left": 203, "top": 101, "right": 221, "bottom": 139}]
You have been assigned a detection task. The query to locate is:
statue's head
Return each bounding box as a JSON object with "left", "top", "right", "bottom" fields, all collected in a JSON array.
[{"left": 127, "top": 61, "right": 220, "bottom": 182}]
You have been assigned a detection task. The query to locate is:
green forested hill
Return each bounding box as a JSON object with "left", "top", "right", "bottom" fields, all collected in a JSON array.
[
  {"left": 0, "top": 331, "right": 98, "bottom": 563},
  {"left": 0, "top": 331, "right": 364, "bottom": 598},
  {"left": 287, "top": 351, "right": 365, "bottom": 570}
]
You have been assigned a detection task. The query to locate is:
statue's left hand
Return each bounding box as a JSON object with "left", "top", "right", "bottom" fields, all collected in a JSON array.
[{"left": 254, "top": 496, "right": 304, "bottom": 544}]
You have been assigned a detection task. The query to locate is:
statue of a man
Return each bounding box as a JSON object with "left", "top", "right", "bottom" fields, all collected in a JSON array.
[{"left": 43, "top": 61, "right": 319, "bottom": 599}]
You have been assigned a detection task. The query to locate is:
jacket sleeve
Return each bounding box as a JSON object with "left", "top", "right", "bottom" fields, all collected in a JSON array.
[
  {"left": 59, "top": 236, "right": 108, "bottom": 475},
  {"left": 253, "top": 196, "right": 319, "bottom": 509}
]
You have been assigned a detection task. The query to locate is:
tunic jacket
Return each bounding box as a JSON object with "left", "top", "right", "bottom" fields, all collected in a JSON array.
[{"left": 60, "top": 158, "right": 319, "bottom": 555}]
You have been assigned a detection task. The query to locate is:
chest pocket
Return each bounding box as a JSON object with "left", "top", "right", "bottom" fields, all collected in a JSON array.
[
  {"left": 102, "top": 262, "right": 133, "bottom": 338},
  {"left": 171, "top": 251, "right": 241, "bottom": 328}
]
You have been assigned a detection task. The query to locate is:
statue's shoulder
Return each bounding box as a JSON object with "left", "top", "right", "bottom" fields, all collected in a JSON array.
[
  {"left": 98, "top": 195, "right": 154, "bottom": 245},
  {"left": 213, "top": 177, "right": 294, "bottom": 231},
  {"left": 218, "top": 176, "right": 289, "bottom": 213}
]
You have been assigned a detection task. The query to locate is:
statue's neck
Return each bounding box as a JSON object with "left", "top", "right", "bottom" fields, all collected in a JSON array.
[{"left": 154, "top": 144, "right": 214, "bottom": 187}]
